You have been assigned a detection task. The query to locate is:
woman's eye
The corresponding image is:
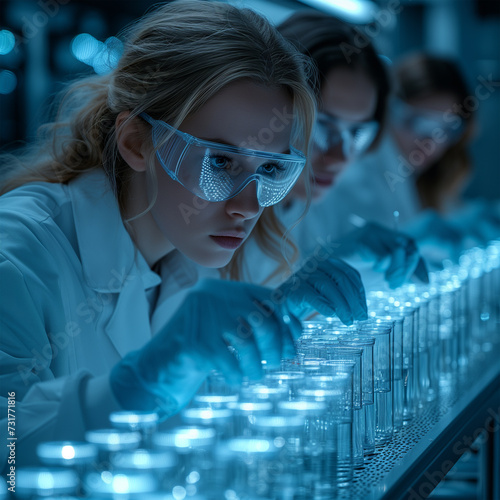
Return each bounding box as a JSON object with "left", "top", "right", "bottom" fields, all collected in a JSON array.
[
  {"left": 261, "top": 163, "right": 285, "bottom": 175},
  {"left": 209, "top": 156, "right": 230, "bottom": 169}
]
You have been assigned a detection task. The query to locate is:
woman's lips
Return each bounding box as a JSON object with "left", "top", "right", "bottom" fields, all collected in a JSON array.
[
  {"left": 210, "top": 236, "right": 245, "bottom": 249},
  {"left": 313, "top": 173, "right": 336, "bottom": 188}
]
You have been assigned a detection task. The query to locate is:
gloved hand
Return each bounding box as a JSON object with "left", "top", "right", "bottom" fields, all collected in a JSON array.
[
  {"left": 404, "top": 210, "right": 465, "bottom": 264},
  {"left": 279, "top": 255, "right": 368, "bottom": 324},
  {"left": 333, "top": 222, "right": 429, "bottom": 289},
  {"left": 110, "top": 279, "right": 301, "bottom": 417},
  {"left": 447, "top": 200, "right": 500, "bottom": 244}
]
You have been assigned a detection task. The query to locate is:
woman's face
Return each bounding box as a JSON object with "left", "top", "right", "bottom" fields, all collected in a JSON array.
[
  {"left": 293, "top": 66, "right": 378, "bottom": 201},
  {"left": 390, "top": 92, "right": 462, "bottom": 174},
  {"left": 134, "top": 81, "right": 294, "bottom": 268}
]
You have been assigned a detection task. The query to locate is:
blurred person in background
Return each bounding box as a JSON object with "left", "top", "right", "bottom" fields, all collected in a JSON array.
[
  {"left": 243, "top": 11, "right": 428, "bottom": 290},
  {"left": 323, "top": 52, "right": 500, "bottom": 268}
]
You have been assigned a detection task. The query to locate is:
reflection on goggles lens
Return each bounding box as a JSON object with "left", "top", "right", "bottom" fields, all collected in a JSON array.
[
  {"left": 198, "top": 153, "right": 292, "bottom": 206},
  {"left": 140, "top": 113, "right": 306, "bottom": 207},
  {"left": 391, "top": 98, "right": 465, "bottom": 141},
  {"left": 312, "top": 113, "right": 379, "bottom": 158}
]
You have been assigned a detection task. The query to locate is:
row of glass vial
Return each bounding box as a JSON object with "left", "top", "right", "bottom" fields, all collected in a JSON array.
[{"left": 10, "top": 240, "right": 500, "bottom": 499}]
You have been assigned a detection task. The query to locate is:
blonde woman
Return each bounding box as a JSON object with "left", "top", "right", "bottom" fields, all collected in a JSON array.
[{"left": 0, "top": 1, "right": 369, "bottom": 465}]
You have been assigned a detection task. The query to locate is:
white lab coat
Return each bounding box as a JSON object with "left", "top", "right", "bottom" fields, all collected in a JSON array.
[{"left": 0, "top": 170, "right": 205, "bottom": 467}]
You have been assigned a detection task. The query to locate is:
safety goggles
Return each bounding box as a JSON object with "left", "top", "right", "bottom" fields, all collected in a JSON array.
[
  {"left": 312, "top": 112, "right": 379, "bottom": 159},
  {"left": 391, "top": 98, "right": 465, "bottom": 142},
  {"left": 140, "top": 113, "right": 306, "bottom": 207}
]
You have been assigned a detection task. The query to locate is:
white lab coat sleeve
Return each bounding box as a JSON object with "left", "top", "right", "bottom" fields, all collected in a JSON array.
[{"left": 0, "top": 255, "right": 122, "bottom": 468}]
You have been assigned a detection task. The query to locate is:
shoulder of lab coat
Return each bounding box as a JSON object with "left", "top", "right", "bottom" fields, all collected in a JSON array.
[{"left": 0, "top": 169, "right": 198, "bottom": 466}]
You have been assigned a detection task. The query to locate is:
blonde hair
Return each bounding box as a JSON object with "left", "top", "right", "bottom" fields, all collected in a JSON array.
[{"left": 0, "top": 0, "right": 316, "bottom": 280}]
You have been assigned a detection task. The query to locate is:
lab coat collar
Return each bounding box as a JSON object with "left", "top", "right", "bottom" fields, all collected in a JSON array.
[
  {"left": 68, "top": 169, "right": 161, "bottom": 293},
  {"left": 150, "top": 250, "right": 202, "bottom": 334}
]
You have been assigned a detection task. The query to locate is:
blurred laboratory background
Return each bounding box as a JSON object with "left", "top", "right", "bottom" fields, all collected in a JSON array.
[{"left": 0, "top": 0, "right": 499, "bottom": 201}]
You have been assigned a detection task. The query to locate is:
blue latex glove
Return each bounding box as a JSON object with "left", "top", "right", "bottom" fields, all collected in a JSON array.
[
  {"left": 110, "top": 279, "right": 301, "bottom": 417},
  {"left": 279, "top": 255, "right": 368, "bottom": 325},
  {"left": 335, "top": 222, "right": 429, "bottom": 289},
  {"left": 447, "top": 200, "right": 500, "bottom": 244},
  {"left": 404, "top": 210, "right": 465, "bottom": 264}
]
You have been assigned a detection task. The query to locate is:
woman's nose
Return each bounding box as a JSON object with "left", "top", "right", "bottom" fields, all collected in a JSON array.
[
  {"left": 225, "top": 180, "right": 261, "bottom": 219},
  {"left": 316, "top": 142, "right": 348, "bottom": 168}
]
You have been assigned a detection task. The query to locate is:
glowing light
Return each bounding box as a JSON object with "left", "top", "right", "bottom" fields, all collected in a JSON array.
[
  {"left": 109, "top": 410, "right": 159, "bottom": 429},
  {"left": 183, "top": 407, "right": 232, "bottom": 421},
  {"left": 0, "top": 30, "right": 15, "bottom": 55},
  {"left": 186, "top": 484, "right": 198, "bottom": 496},
  {"left": 186, "top": 471, "right": 200, "bottom": 484},
  {"left": 71, "top": 33, "right": 100, "bottom": 63},
  {"left": 112, "top": 474, "right": 130, "bottom": 493},
  {"left": 71, "top": 33, "right": 123, "bottom": 75},
  {"left": 105, "top": 36, "right": 123, "bottom": 67},
  {"left": 228, "top": 401, "right": 272, "bottom": 412},
  {"left": 0, "top": 70, "right": 17, "bottom": 95},
  {"left": 92, "top": 49, "right": 111, "bottom": 75},
  {"left": 174, "top": 436, "right": 190, "bottom": 448},
  {"left": 199, "top": 409, "right": 214, "bottom": 419},
  {"left": 228, "top": 438, "right": 271, "bottom": 453},
  {"left": 273, "top": 436, "right": 286, "bottom": 448},
  {"left": 61, "top": 445, "right": 75, "bottom": 460},
  {"left": 130, "top": 450, "right": 151, "bottom": 468},
  {"left": 37, "top": 472, "right": 55, "bottom": 489},
  {"left": 101, "top": 471, "right": 113, "bottom": 483},
  {"left": 195, "top": 394, "right": 238, "bottom": 404},
  {"left": 108, "top": 433, "right": 120, "bottom": 445},
  {"left": 298, "top": 0, "right": 377, "bottom": 23},
  {"left": 153, "top": 426, "right": 216, "bottom": 450},
  {"left": 172, "top": 485, "right": 187, "bottom": 500}
]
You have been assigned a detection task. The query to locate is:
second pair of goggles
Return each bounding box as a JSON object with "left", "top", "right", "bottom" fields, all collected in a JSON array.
[
  {"left": 312, "top": 112, "right": 379, "bottom": 159},
  {"left": 140, "top": 113, "right": 306, "bottom": 207},
  {"left": 391, "top": 98, "right": 465, "bottom": 142}
]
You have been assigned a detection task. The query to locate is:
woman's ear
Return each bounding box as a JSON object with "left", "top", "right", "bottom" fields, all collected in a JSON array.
[{"left": 116, "top": 111, "right": 149, "bottom": 172}]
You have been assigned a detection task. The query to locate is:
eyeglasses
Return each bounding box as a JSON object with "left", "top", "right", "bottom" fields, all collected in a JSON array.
[
  {"left": 312, "top": 112, "right": 379, "bottom": 159},
  {"left": 391, "top": 98, "right": 465, "bottom": 142},
  {"left": 140, "top": 113, "right": 306, "bottom": 207}
]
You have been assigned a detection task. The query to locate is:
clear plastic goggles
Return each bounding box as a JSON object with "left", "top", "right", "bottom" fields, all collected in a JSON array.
[
  {"left": 312, "top": 112, "right": 379, "bottom": 159},
  {"left": 140, "top": 113, "right": 306, "bottom": 207},
  {"left": 391, "top": 98, "right": 465, "bottom": 142}
]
